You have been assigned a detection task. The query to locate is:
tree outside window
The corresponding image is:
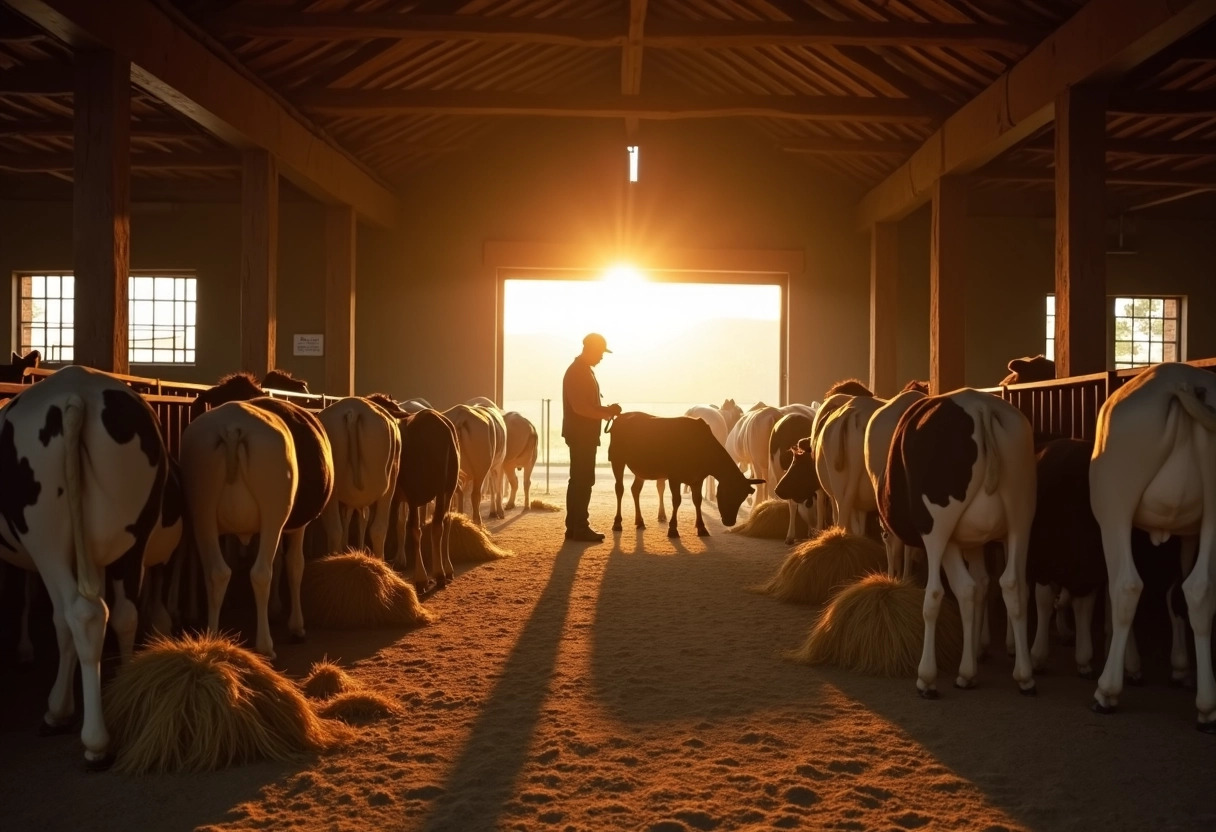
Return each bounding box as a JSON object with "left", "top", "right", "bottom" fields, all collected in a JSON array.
[{"left": 1046, "top": 293, "right": 1182, "bottom": 370}]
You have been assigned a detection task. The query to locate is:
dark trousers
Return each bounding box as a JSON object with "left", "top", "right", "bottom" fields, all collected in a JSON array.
[{"left": 565, "top": 441, "right": 598, "bottom": 532}]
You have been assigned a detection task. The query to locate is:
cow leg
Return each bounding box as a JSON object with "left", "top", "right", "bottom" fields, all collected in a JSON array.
[
  {"left": 65, "top": 587, "right": 111, "bottom": 767},
  {"left": 321, "top": 500, "right": 343, "bottom": 555},
  {"left": 656, "top": 479, "right": 667, "bottom": 523},
  {"left": 692, "top": 482, "right": 709, "bottom": 537},
  {"left": 18, "top": 570, "right": 36, "bottom": 664},
  {"left": 283, "top": 528, "right": 306, "bottom": 641},
  {"left": 707, "top": 475, "right": 717, "bottom": 503},
  {"left": 1182, "top": 511, "right": 1216, "bottom": 729},
  {"left": 1094, "top": 520, "right": 1140, "bottom": 713},
  {"left": 631, "top": 475, "right": 645, "bottom": 529},
  {"left": 1000, "top": 528, "right": 1035, "bottom": 694},
  {"left": 437, "top": 497, "right": 455, "bottom": 584},
  {"left": 917, "top": 534, "right": 949, "bottom": 697},
  {"left": 1168, "top": 578, "right": 1191, "bottom": 685},
  {"left": 785, "top": 499, "right": 800, "bottom": 546},
  {"left": 195, "top": 521, "right": 232, "bottom": 639},
  {"left": 815, "top": 490, "right": 831, "bottom": 531},
  {"left": 1031, "top": 582, "right": 1054, "bottom": 672},
  {"left": 366, "top": 492, "right": 393, "bottom": 560},
  {"left": 523, "top": 461, "right": 533, "bottom": 509},
  {"left": 1072, "top": 591, "right": 1097, "bottom": 679},
  {"left": 967, "top": 550, "right": 990, "bottom": 663},
  {"left": 943, "top": 545, "right": 979, "bottom": 688},
  {"left": 408, "top": 503, "right": 429, "bottom": 592},
  {"left": 668, "top": 487, "right": 682, "bottom": 538},
  {"left": 249, "top": 524, "right": 284, "bottom": 659},
  {"left": 109, "top": 579, "right": 138, "bottom": 664},
  {"left": 41, "top": 573, "right": 78, "bottom": 732},
  {"left": 469, "top": 474, "right": 486, "bottom": 526},
  {"left": 612, "top": 461, "right": 626, "bottom": 532},
  {"left": 505, "top": 467, "right": 519, "bottom": 510}
]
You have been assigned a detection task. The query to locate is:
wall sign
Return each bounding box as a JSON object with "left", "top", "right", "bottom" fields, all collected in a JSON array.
[{"left": 293, "top": 333, "right": 324, "bottom": 356}]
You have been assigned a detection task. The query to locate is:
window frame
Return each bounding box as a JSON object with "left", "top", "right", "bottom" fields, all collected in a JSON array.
[{"left": 1045, "top": 292, "right": 1186, "bottom": 370}]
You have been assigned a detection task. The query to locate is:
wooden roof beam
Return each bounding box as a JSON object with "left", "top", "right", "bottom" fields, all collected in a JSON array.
[
  {"left": 780, "top": 137, "right": 920, "bottom": 154},
  {"left": 0, "top": 117, "right": 202, "bottom": 140},
  {"left": 622, "top": 0, "right": 647, "bottom": 141},
  {"left": 0, "top": 149, "right": 237, "bottom": 172},
  {"left": 212, "top": 12, "right": 1044, "bottom": 50},
  {"left": 980, "top": 165, "right": 1216, "bottom": 188},
  {"left": 854, "top": 0, "right": 1216, "bottom": 230},
  {"left": 1020, "top": 136, "right": 1216, "bottom": 155},
  {"left": 297, "top": 89, "right": 943, "bottom": 122},
  {"left": 4, "top": 0, "right": 400, "bottom": 228}
]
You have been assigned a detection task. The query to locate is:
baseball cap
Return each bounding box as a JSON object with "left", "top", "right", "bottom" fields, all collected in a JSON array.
[{"left": 583, "top": 332, "right": 612, "bottom": 353}]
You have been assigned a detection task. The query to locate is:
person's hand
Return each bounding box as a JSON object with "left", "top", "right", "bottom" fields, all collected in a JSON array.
[{"left": 608, "top": 403, "right": 622, "bottom": 417}]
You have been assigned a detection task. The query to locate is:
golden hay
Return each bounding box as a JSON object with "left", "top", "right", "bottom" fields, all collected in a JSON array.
[
  {"left": 102, "top": 633, "right": 350, "bottom": 774},
  {"left": 789, "top": 573, "right": 965, "bottom": 677},
  {"left": 300, "top": 660, "right": 358, "bottom": 701},
  {"left": 529, "top": 499, "right": 562, "bottom": 512},
  {"left": 300, "top": 550, "right": 434, "bottom": 629},
  {"left": 438, "top": 512, "right": 514, "bottom": 563},
  {"left": 753, "top": 526, "right": 886, "bottom": 605},
  {"left": 729, "top": 499, "right": 810, "bottom": 539},
  {"left": 317, "top": 690, "right": 403, "bottom": 724}
]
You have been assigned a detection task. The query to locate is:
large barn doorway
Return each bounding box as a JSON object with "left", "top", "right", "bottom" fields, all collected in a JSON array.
[{"left": 502, "top": 270, "right": 782, "bottom": 472}]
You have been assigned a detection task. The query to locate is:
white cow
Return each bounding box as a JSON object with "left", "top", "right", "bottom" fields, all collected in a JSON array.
[
  {"left": 0, "top": 365, "right": 173, "bottom": 767},
  {"left": 1089, "top": 362, "right": 1216, "bottom": 731},
  {"left": 468, "top": 399, "right": 508, "bottom": 519},
  {"left": 501, "top": 411, "right": 538, "bottom": 510},
  {"left": 444, "top": 404, "right": 495, "bottom": 526},
  {"left": 726, "top": 403, "right": 781, "bottom": 506},
  {"left": 864, "top": 388, "right": 928, "bottom": 578},
  {"left": 318, "top": 397, "right": 400, "bottom": 557},
  {"left": 815, "top": 396, "right": 886, "bottom": 537},
  {"left": 180, "top": 400, "right": 297, "bottom": 659}
]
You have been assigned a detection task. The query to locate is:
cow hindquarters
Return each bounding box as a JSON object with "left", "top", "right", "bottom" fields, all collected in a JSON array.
[{"left": 1183, "top": 435, "right": 1216, "bottom": 728}]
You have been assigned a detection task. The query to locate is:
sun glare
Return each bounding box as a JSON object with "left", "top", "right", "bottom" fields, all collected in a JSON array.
[{"left": 603, "top": 264, "right": 644, "bottom": 286}]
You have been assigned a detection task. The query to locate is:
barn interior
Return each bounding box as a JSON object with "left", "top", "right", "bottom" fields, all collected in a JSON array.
[{"left": 1, "top": 0, "right": 1215, "bottom": 405}]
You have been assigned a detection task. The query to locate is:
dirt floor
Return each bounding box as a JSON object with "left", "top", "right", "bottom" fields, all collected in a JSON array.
[{"left": 1, "top": 466, "right": 1214, "bottom": 832}]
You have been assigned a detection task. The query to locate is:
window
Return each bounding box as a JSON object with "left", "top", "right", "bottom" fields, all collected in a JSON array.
[
  {"left": 15, "top": 272, "right": 197, "bottom": 365},
  {"left": 1045, "top": 293, "right": 1184, "bottom": 370}
]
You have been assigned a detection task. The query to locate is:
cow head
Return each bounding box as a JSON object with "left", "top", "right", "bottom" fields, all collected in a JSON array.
[
  {"left": 367, "top": 392, "right": 409, "bottom": 419},
  {"left": 774, "top": 437, "right": 817, "bottom": 505},
  {"left": 0, "top": 349, "right": 40, "bottom": 383},
  {"left": 720, "top": 398, "right": 744, "bottom": 432},
  {"left": 716, "top": 474, "right": 765, "bottom": 526},
  {"left": 901, "top": 379, "right": 930, "bottom": 395},
  {"left": 262, "top": 369, "right": 310, "bottom": 393},
  {"left": 825, "top": 378, "right": 874, "bottom": 398},
  {"left": 1000, "top": 355, "right": 1055, "bottom": 386},
  {"left": 190, "top": 372, "right": 264, "bottom": 419}
]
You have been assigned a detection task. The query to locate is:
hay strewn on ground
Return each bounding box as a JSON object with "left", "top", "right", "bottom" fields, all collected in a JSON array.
[
  {"left": 440, "top": 512, "right": 515, "bottom": 563},
  {"left": 317, "top": 691, "right": 403, "bottom": 724},
  {"left": 300, "top": 551, "right": 434, "bottom": 629},
  {"left": 300, "top": 660, "right": 358, "bottom": 700},
  {"left": 789, "top": 573, "right": 965, "bottom": 677},
  {"left": 753, "top": 526, "right": 886, "bottom": 605},
  {"left": 103, "top": 633, "right": 350, "bottom": 774},
  {"left": 729, "top": 499, "right": 806, "bottom": 538},
  {"left": 529, "top": 499, "right": 562, "bottom": 512}
]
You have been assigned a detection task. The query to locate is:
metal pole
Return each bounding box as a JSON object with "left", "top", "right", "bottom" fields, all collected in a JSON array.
[{"left": 544, "top": 397, "right": 551, "bottom": 494}]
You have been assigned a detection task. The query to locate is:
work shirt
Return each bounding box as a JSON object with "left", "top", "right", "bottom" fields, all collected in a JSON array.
[{"left": 562, "top": 355, "right": 605, "bottom": 446}]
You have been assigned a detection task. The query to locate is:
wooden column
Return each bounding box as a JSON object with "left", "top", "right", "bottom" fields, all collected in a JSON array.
[
  {"left": 73, "top": 49, "right": 130, "bottom": 373},
  {"left": 1054, "top": 85, "right": 1107, "bottom": 377},
  {"left": 241, "top": 149, "right": 278, "bottom": 376},
  {"left": 930, "top": 176, "right": 968, "bottom": 395},
  {"left": 869, "top": 222, "right": 899, "bottom": 396},
  {"left": 325, "top": 205, "right": 356, "bottom": 396}
]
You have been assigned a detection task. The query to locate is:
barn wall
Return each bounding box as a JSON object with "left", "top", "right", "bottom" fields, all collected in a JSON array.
[
  {"left": 895, "top": 210, "right": 1216, "bottom": 387},
  {"left": 355, "top": 120, "right": 871, "bottom": 408}
]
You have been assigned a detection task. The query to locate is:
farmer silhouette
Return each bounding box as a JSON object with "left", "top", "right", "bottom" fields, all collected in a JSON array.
[{"left": 561, "top": 332, "right": 621, "bottom": 542}]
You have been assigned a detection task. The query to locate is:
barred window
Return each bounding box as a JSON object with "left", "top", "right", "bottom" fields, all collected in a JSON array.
[{"left": 1045, "top": 293, "right": 1184, "bottom": 370}]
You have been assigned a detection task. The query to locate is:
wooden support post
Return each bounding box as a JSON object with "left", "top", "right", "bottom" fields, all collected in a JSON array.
[
  {"left": 869, "top": 222, "right": 899, "bottom": 396},
  {"left": 1054, "top": 85, "right": 1107, "bottom": 377},
  {"left": 325, "top": 205, "right": 356, "bottom": 396},
  {"left": 73, "top": 49, "right": 129, "bottom": 373},
  {"left": 930, "top": 177, "right": 968, "bottom": 395},
  {"left": 241, "top": 149, "right": 278, "bottom": 377}
]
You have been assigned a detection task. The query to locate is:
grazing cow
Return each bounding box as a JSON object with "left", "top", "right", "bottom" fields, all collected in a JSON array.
[
  {"left": 879, "top": 390, "right": 1037, "bottom": 697},
  {"left": 769, "top": 411, "right": 814, "bottom": 544},
  {"left": 0, "top": 365, "right": 171, "bottom": 767},
  {"left": 262, "top": 369, "right": 310, "bottom": 393},
  {"left": 864, "top": 386, "right": 928, "bottom": 577},
  {"left": 395, "top": 409, "right": 461, "bottom": 591},
  {"left": 1088, "top": 362, "right": 1216, "bottom": 731},
  {"left": 444, "top": 404, "right": 495, "bottom": 526},
  {"left": 608, "top": 412, "right": 763, "bottom": 537},
  {"left": 468, "top": 399, "right": 508, "bottom": 519},
  {"left": 1000, "top": 355, "right": 1055, "bottom": 386},
  {"left": 318, "top": 397, "right": 401, "bottom": 557},
  {"left": 726, "top": 403, "right": 781, "bottom": 506},
  {"left": 816, "top": 395, "right": 886, "bottom": 537},
  {"left": 1, "top": 349, "right": 41, "bottom": 383},
  {"left": 502, "top": 411, "right": 538, "bottom": 510}
]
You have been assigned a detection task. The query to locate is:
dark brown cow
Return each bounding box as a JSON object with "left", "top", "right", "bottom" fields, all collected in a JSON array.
[
  {"left": 1000, "top": 355, "right": 1055, "bottom": 386},
  {"left": 261, "top": 369, "right": 310, "bottom": 394},
  {"left": 0, "top": 350, "right": 40, "bottom": 383}
]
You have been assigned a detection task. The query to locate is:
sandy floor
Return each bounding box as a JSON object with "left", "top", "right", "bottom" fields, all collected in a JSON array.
[{"left": 1, "top": 467, "right": 1214, "bottom": 832}]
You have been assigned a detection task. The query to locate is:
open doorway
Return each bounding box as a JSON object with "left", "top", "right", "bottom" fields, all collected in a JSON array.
[{"left": 502, "top": 270, "right": 783, "bottom": 472}]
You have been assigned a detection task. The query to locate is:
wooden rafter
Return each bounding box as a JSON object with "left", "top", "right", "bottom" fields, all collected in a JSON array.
[
  {"left": 296, "top": 89, "right": 943, "bottom": 122},
  {"left": 211, "top": 11, "right": 1044, "bottom": 50},
  {"left": 854, "top": 0, "right": 1216, "bottom": 229},
  {"left": 4, "top": 0, "right": 400, "bottom": 227},
  {"left": 0, "top": 149, "right": 236, "bottom": 172},
  {"left": 0, "top": 118, "right": 201, "bottom": 140},
  {"left": 980, "top": 165, "right": 1216, "bottom": 188},
  {"left": 1020, "top": 136, "right": 1216, "bottom": 156},
  {"left": 780, "top": 138, "right": 920, "bottom": 154},
  {"left": 622, "top": 0, "right": 647, "bottom": 140},
  {"left": 1107, "top": 90, "right": 1216, "bottom": 117}
]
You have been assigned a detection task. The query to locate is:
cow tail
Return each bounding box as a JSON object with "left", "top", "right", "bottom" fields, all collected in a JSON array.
[
  {"left": 833, "top": 413, "right": 851, "bottom": 472},
  {"left": 221, "top": 424, "right": 247, "bottom": 485},
  {"left": 981, "top": 406, "right": 1001, "bottom": 496},
  {"left": 345, "top": 409, "right": 364, "bottom": 490},
  {"left": 523, "top": 423, "right": 538, "bottom": 465},
  {"left": 63, "top": 395, "right": 100, "bottom": 601},
  {"left": 1173, "top": 385, "right": 1216, "bottom": 433}
]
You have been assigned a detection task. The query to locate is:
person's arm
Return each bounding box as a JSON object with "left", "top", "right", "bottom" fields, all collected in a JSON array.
[{"left": 567, "top": 366, "right": 617, "bottom": 420}]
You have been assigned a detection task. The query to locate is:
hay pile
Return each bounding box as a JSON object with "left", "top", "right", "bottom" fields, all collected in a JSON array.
[
  {"left": 298, "top": 659, "right": 402, "bottom": 725},
  {"left": 300, "top": 550, "right": 434, "bottom": 629},
  {"left": 429, "top": 512, "right": 514, "bottom": 563},
  {"left": 754, "top": 527, "right": 886, "bottom": 605},
  {"left": 729, "top": 499, "right": 810, "bottom": 539},
  {"left": 789, "top": 573, "right": 965, "bottom": 677},
  {"left": 102, "top": 633, "right": 350, "bottom": 774},
  {"left": 529, "top": 499, "right": 562, "bottom": 512}
]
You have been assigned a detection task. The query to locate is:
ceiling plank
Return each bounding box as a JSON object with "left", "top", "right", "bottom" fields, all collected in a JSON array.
[
  {"left": 4, "top": 0, "right": 400, "bottom": 228},
  {"left": 0, "top": 118, "right": 201, "bottom": 139},
  {"left": 296, "top": 89, "right": 944, "bottom": 122},
  {"left": 780, "top": 137, "right": 920, "bottom": 154},
  {"left": 854, "top": 0, "right": 1216, "bottom": 229},
  {"left": 1020, "top": 135, "right": 1216, "bottom": 155},
  {"left": 213, "top": 12, "right": 1044, "bottom": 49},
  {"left": 1107, "top": 89, "right": 1216, "bottom": 116},
  {"left": 980, "top": 165, "right": 1216, "bottom": 187},
  {"left": 1124, "top": 186, "right": 1216, "bottom": 210},
  {"left": 0, "top": 149, "right": 237, "bottom": 171}
]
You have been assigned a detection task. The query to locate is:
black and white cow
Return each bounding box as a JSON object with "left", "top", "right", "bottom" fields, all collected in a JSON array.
[
  {"left": 608, "top": 412, "right": 763, "bottom": 538},
  {"left": 1089, "top": 361, "right": 1216, "bottom": 730},
  {"left": 879, "top": 389, "right": 1037, "bottom": 698},
  {"left": 0, "top": 365, "right": 172, "bottom": 767}
]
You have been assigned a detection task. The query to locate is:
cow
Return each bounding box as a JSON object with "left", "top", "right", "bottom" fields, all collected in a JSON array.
[
  {"left": 262, "top": 369, "right": 310, "bottom": 393},
  {"left": 395, "top": 408, "right": 461, "bottom": 591},
  {"left": 608, "top": 412, "right": 763, "bottom": 538},
  {"left": 467, "top": 399, "right": 508, "bottom": 519},
  {"left": 0, "top": 364, "right": 172, "bottom": 767},
  {"left": 444, "top": 404, "right": 495, "bottom": 526},
  {"left": 879, "top": 389, "right": 1037, "bottom": 698},
  {"left": 816, "top": 395, "right": 886, "bottom": 537},
  {"left": 864, "top": 385, "right": 929, "bottom": 578},
  {"left": 502, "top": 411, "right": 538, "bottom": 510},
  {"left": 769, "top": 411, "right": 814, "bottom": 544},
  {"left": 1000, "top": 355, "right": 1055, "bottom": 386},
  {"left": 725, "top": 403, "right": 781, "bottom": 506},
  {"left": 318, "top": 397, "right": 401, "bottom": 557},
  {"left": 1088, "top": 361, "right": 1216, "bottom": 731},
  {"left": 1, "top": 349, "right": 41, "bottom": 383},
  {"left": 654, "top": 402, "right": 742, "bottom": 517}
]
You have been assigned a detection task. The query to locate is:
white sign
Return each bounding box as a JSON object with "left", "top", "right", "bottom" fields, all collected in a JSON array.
[{"left": 293, "top": 333, "right": 324, "bottom": 357}]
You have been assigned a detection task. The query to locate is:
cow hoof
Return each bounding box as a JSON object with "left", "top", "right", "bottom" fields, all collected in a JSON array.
[
  {"left": 917, "top": 687, "right": 939, "bottom": 700},
  {"left": 697, "top": 527, "right": 709, "bottom": 537},
  {"left": 1018, "top": 683, "right": 1038, "bottom": 697},
  {"left": 1077, "top": 668, "right": 1096, "bottom": 681},
  {"left": 636, "top": 522, "right": 646, "bottom": 530},
  {"left": 784, "top": 538, "right": 795, "bottom": 546},
  {"left": 667, "top": 529, "right": 680, "bottom": 539},
  {"left": 954, "top": 677, "right": 976, "bottom": 690},
  {"left": 85, "top": 752, "right": 115, "bottom": 773},
  {"left": 38, "top": 718, "right": 76, "bottom": 737},
  {"left": 1090, "top": 700, "right": 1116, "bottom": 715},
  {"left": 612, "top": 521, "right": 623, "bottom": 532},
  {"left": 1196, "top": 720, "right": 1216, "bottom": 735}
]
